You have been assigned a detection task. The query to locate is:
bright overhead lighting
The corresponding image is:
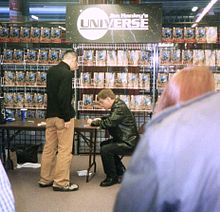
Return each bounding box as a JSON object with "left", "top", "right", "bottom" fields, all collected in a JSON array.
[
  {"left": 29, "top": 6, "right": 66, "bottom": 14},
  {"left": 31, "top": 15, "right": 39, "bottom": 20},
  {"left": 0, "top": 7, "right": 9, "bottom": 13},
  {"left": 192, "top": 6, "right": 198, "bottom": 12},
  {"left": 192, "top": 0, "right": 218, "bottom": 27},
  {"left": 191, "top": 23, "right": 197, "bottom": 28}
]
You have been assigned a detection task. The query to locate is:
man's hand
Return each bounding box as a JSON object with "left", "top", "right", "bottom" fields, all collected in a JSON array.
[
  {"left": 87, "top": 119, "right": 93, "bottom": 125},
  {"left": 65, "top": 121, "right": 71, "bottom": 128},
  {"left": 87, "top": 118, "right": 101, "bottom": 126}
]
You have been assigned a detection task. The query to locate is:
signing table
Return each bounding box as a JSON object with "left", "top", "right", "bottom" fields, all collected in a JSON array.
[{"left": 0, "top": 119, "right": 99, "bottom": 182}]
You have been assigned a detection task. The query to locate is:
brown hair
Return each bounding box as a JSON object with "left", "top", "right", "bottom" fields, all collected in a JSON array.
[
  {"left": 97, "top": 89, "right": 116, "bottom": 100},
  {"left": 154, "top": 66, "right": 215, "bottom": 114}
]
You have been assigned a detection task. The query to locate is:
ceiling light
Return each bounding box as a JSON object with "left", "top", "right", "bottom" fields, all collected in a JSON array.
[
  {"left": 29, "top": 6, "right": 66, "bottom": 15},
  {"left": 192, "top": 6, "right": 198, "bottom": 12},
  {"left": 31, "top": 15, "right": 39, "bottom": 21},
  {"left": 0, "top": 7, "right": 9, "bottom": 13},
  {"left": 192, "top": 0, "right": 218, "bottom": 27}
]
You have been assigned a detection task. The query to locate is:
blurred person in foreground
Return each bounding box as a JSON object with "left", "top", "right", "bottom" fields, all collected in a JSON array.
[
  {"left": 0, "top": 160, "right": 15, "bottom": 212},
  {"left": 87, "top": 89, "right": 139, "bottom": 187},
  {"left": 114, "top": 67, "right": 218, "bottom": 212},
  {"left": 39, "top": 50, "right": 79, "bottom": 192}
]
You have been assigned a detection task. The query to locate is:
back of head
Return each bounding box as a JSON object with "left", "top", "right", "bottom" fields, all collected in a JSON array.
[
  {"left": 97, "top": 89, "right": 116, "bottom": 100},
  {"left": 63, "top": 50, "right": 77, "bottom": 61},
  {"left": 173, "top": 66, "right": 215, "bottom": 101},
  {"left": 155, "top": 66, "right": 215, "bottom": 113}
]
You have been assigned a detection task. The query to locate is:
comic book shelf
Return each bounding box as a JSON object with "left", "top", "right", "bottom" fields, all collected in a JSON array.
[
  {"left": 0, "top": 22, "right": 73, "bottom": 153},
  {"left": 73, "top": 43, "right": 155, "bottom": 153},
  {"left": 157, "top": 26, "right": 220, "bottom": 99},
  {"left": 1, "top": 22, "right": 220, "bottom": 154}
]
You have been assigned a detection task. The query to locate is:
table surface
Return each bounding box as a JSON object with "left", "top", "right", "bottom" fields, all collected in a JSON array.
[{"left": 0, "top": 119, "right": 99, "bottom": 130}]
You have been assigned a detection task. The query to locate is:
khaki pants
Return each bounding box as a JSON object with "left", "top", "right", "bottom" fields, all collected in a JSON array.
[{"left": 40, "top": 117, "right": 74, "bottom": 187}]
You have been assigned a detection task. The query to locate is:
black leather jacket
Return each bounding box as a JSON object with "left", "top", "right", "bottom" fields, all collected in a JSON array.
[{"left": 91, "top": 98, "right": 139, "bottom": 148}]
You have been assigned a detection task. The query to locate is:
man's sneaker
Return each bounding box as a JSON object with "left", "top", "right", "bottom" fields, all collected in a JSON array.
[
  {"left": 38, "top": 181, "right": 53, "bottom": 188},
  {"left": 53, "top": 183, "right": 79, "bottom": 192}
]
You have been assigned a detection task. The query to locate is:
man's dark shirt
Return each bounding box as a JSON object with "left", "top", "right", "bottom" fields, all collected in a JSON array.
[{"left": 46, "top": 61, "right": 75, "bottom": 122}]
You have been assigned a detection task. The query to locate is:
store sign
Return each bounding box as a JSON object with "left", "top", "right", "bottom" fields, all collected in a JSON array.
[{"left": 66, "top": 4, "right": 162, "bottom": 43}]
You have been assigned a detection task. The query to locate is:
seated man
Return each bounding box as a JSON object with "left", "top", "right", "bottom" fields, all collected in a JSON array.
[{"left": 88, "top": 89, "right": 139, "bottom": 187}]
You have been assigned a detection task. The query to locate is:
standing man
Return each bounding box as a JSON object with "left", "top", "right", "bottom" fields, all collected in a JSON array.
[
  {"left": 88, "top": 89, "right": 139, "bottom": 187},
  {"left": 39, "top": 50, "right": 79, "bottom": 192}
]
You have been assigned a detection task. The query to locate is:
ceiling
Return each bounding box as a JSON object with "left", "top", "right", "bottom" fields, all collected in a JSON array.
[{"left": 0, "top": 0, "right": 220, "bottom": 25}]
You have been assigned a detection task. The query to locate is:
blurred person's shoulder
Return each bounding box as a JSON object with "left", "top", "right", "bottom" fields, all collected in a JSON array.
[{"left": 148, "top": 91, "right": 218, "bottom": 129}]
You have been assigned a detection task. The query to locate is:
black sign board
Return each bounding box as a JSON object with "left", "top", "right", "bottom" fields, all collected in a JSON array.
[{"left": 66, "top": 4, "right": 162, "bottom": 43}]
